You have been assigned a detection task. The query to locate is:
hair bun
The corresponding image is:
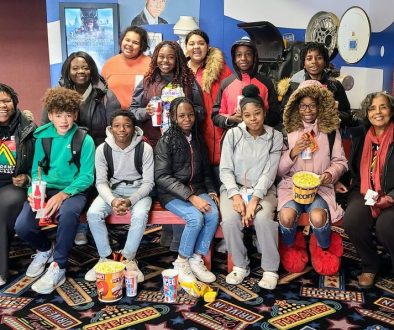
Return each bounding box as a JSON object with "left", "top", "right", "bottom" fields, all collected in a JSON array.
[{"left": 242, "top": 84, "right": 260, "bottom": 97}]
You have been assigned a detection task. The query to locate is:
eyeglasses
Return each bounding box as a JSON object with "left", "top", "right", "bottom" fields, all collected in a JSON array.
[{"left": 299, "top": 103, "right": 317, "bottom": 111}]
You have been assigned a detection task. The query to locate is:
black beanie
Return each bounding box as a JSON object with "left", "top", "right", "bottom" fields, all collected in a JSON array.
[{"left": 239, "top": 84, "right": 265, "bottom": 111}]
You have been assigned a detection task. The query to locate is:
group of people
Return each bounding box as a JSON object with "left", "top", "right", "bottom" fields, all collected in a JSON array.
[{"left": 0, "top": 25, "right": 393, "bottom": 295}]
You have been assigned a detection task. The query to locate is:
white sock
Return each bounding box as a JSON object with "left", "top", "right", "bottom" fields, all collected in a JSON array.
[
  {"left": 191, "top": 253, "right": 202, "bottom": 261},
  {"left": 176, "top": 256, "right": 188, "bottom": 263}
]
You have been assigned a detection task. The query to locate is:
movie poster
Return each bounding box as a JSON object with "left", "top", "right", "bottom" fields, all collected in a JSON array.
[{"left": 64, "top": 7, "right": 116, "bottom": 71}]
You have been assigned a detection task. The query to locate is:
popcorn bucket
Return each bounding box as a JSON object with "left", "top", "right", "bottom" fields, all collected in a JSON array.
[
  {"left": 95, "top": 261, "right": 125, "bottom": 302},
  {"left": 292, "top": 171, "right": 320, "bottom": 205}
]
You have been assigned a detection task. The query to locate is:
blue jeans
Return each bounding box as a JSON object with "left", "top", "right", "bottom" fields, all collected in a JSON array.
[
  {"left": 15, "top": 189, "right": 87, "bottom": 268},
  {"left": 279, "top": 194, "right": 331, "bottom": 248},
  {"left": 87, "top": 184, "right": 152, "bottom": 260},
  {"left": 165, "top": 193, "right": 219, "bottom": 258}
]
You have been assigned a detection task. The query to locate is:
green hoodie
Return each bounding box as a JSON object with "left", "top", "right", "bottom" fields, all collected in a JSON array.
[{"left": 29, "top": 122, "right": 95, "bottom": 195}]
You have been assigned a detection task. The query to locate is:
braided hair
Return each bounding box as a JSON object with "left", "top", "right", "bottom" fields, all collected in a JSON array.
[
  {"left": 144, "top": 41, "right": 194, "bottom": 97},
  {"left": 165, "top": 96, "right": 200, "bottom": 154}
]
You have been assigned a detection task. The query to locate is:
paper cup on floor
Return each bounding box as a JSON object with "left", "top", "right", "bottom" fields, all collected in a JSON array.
[
  {"left": 124, "top": 270, "right": 138, "bottom": 297},
  {"left": 162, "top": 269, "right": 178, "bottom": 303},
  {"left": 95, "top": 261, "right": 125, "bottom": 302}
]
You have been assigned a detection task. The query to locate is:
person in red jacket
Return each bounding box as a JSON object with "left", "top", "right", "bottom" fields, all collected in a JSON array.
[
  {"left": 212, "top": 37, "right": 281, "bottom": 131},
  {"left": 185, "top": 29, "right": 232, "bottom": 188}
]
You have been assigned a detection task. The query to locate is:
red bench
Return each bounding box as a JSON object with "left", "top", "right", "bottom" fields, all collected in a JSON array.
[{"left": 105, "top": 201, "right": 216, "bottom": 270}]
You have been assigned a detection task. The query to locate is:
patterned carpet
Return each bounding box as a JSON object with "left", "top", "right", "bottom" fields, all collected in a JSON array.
[{"left": 1, "top": 225, "right": 394, "bottom": 330}]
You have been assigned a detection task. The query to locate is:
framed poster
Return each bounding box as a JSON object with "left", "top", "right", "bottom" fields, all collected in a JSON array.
[
  {"left": 59, "top": 3, "right": 119, "bottom": 71},
  {"left": 146, "top": 32, "right": 163, "bottom": 55}
]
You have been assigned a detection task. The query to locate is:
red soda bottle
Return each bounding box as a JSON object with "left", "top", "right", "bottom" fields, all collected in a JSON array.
[
  {"left": 156, "top": 101, "right": 162, "bottom": 126},
  {"left": 33, "top": 184, "right": 42, "bottom": 210}
]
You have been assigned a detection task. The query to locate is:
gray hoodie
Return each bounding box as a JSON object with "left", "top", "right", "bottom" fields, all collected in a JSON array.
[
  {"left": 220, "top": 122, "right": 283, "bottom": 200},
  {"left": 95, "top": 126, "right": 154, "bottom": 206}
]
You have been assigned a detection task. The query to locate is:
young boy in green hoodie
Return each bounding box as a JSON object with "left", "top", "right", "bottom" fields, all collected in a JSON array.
[{"left": 15, "top": 87, "right": 95, "bottom": 294}]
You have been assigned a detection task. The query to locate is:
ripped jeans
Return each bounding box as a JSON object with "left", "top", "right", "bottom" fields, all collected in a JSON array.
[{"left": 279, "top": 194, "right": 331, "bottom": 248}]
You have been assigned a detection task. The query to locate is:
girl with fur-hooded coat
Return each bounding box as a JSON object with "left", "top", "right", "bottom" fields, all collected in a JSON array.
[
  {"left": 277, "top": 85, "right": 348, "bottom": 221},
  {"left": 185, "top": 30, "right": 232, "bottom": 166},
  {"left": 277, "top": 83, "right": 348, "bottom": 276},
  {"left": 191, "top": 47, "right": 231, "bottom": 166}
]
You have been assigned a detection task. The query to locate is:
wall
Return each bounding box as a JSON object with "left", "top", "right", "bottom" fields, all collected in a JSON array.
[
  {"left": 0, "top": 0, "right": 50, "bottom": 120},
  {"left": 46, "top": 0, "right": 393, "bottom": 93}
]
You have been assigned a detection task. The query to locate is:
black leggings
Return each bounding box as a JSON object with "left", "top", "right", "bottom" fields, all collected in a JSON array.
[
  {"left": 0, "top": 184, "right": 27, "bottom": 277},
  {"left": 344, "top": 190, "right": 394, "bottom": 273}
]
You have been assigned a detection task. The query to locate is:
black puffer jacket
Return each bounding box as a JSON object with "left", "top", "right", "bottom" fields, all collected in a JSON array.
[
  {"left": 154, "top": 132, "right": 215, "bottom": 206},
  {"left": 1, "top": 110, "right": 36, "bottom": 179},
  {"left": 348, "top": 125, "right": 394, "bottom": 199},
  {"left": 42, "top": 78, "right": 121, "bottom": 146}
]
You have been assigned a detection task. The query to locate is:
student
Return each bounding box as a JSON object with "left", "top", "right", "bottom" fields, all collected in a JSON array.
[
  {"left": 15, "top": 87, "right": 95, "bottom": 294},
  {"left": 185, "top": 29, "right": 232, "bottom": 185},
  {"left": 85, "top": 111, "right": 154, "bottom": 282},
  {"left": 220, "top": 85, "right": 283, "bottom": 289},
  {"left": 277, "top": 42, "right": 352, "bottom": 128},
  {"left": 130, "top": 40, "right": 204, "bottom": 148},
  {"left": 154, "top": 97, "right": 219, "bottom": 284},
  {"left": 102, "top": 26, "right": 151, "bottom": 110},
  {"left": 277, "top": 81, "right": 347, "bottom": 276},
  {"left": 212, "top": 37, "right": 281, "bottom": 130},
  {"left": 130, "top": 40, "right": 205, "bottom": 251}
]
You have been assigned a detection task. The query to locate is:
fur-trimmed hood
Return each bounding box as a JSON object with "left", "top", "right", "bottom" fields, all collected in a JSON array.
[
  {"left": 283, "top": 85, "right": 340, "bottom": 134},
  {"left": 201, "top": 47, "right": 226, "bottom": 93}
]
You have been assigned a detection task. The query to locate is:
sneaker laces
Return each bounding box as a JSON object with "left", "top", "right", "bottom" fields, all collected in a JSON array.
[
  {"left": 176, "top": 260, "right": 193, "bottom": 275},
  {"left": 30, "top": 250, "right": 51, "bottom": 263}
]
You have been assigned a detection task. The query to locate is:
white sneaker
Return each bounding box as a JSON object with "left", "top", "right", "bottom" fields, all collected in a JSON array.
[
  {"left": 173, "top": 258, "right": 196, "bottom": 283},
  {"left": 74, "top": 232, "right": 88, "bottom": 245},
  {"left": 258, "top": 271, "right": 279, "bottom": 290},
  {"left": 84, "top": 258, "right": 109, "bottom": 282},
  {"left": 0, "top": 275, "right": 6, "bottom": 286},
  {"left": 31, "top": 262, "right": 66, "bottom": 294},
  {"left": 226, "top": 266, "right": 250, "bottom": 285},
  {"left": 189, "top": 255, "right": 216, "bottom": 283},
  {"left": 124, "top": 259, "right": 144, "bottom": 283},
  {"left": 26, "top": 248, "right": 54, "bottom": 278}
]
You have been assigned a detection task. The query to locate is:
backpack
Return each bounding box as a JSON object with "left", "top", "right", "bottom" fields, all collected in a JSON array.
[
  {"left": 39, "top": 127, "right": 87, "bottom": 174},
  {"left": 103, "top": 140, "right": 145, "bottom": 189}
]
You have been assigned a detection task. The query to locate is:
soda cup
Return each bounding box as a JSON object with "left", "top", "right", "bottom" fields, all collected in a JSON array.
[
  {"left": 162, "top": 269, "right": 178, "bottom": 303},
  {"left": 150, "top": 97, "right": 162, "bottom": 127},
  {"left": 32, "top": 180, "right": 47, "bottom": 211},
  {"left": 124, "top": 270, "right": 138, "bottom": 297}
]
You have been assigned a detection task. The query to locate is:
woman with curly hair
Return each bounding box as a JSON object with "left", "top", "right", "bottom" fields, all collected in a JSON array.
[
  {"left": 277, "top": 81, "right": 347, "bottom": 276},
  {"left": 185, "top": 30, "right": 232, "bottom": 183},
  {"left": 154, "top": 97, "right": 219, "bottom": 284},
  {"left": 344, "top": 92, "right": 394, "bottom": 289},
  {"left": 130, "top": 41, "right": 204, "bottom": 148}
]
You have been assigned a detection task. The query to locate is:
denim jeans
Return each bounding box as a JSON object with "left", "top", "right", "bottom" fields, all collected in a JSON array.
[
  {"left": 15, "top": 189, "right": 87, "bottom": 268},
  {"left": 165, "top": 193, "right": 219, "bottom": 258},
  {"left": 279, "top": 194, "right": 331, "bottom": 248},
  {"left": 87, "top": 184, "right": 152, "bottom": 260}
]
